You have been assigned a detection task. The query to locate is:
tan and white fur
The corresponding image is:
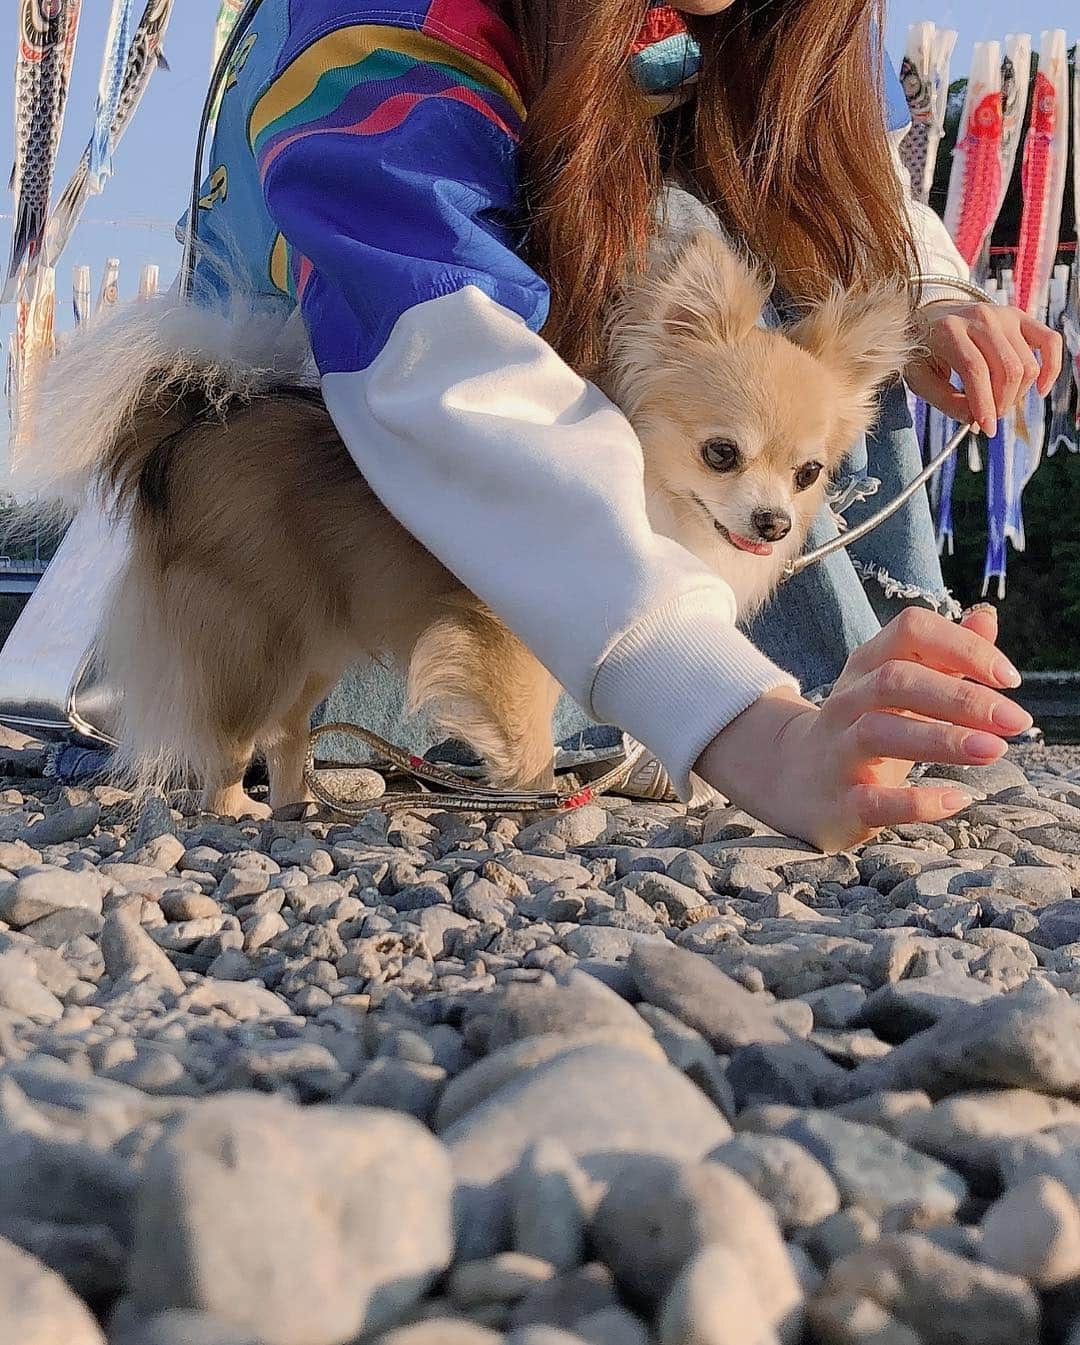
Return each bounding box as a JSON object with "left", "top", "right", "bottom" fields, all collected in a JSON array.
[
  {"left": 19, "top": 230, "right": 910, "bottom": 818},
  {"left": 604, "top": 231, "right": 912, "bottom": 616}
]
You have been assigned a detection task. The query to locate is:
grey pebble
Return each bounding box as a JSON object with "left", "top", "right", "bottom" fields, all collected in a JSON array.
[
  {"left": 129, "top": 1094, "right": 453, "bottom": 1343},
  {"left": 779, "top": 1109, "right": 968, "bottom": 1220},
  {"left": 100, "top": 909, "right": 186, "bottom": 996},
  {"left": 509, "top": 1138, "right": 593, "bottom": 1270},
  {"left": 708, "top": 1133, "right": 840, "bottom": 1230},
  {"left": 658, "top": 1244, "right": 781, "bottom": 1345},
  {"left": 444, "top": 1043, "right": 732, "bottom": 1259},
  {"left": 822, "top": 1232, "right": 1039, "bottom": 1345},
  {"left": 0, "top": 869, "right": 104, "bottom": 927},
  {"left": 627, "top": 940, "right": 796, "bottom": 1051},
  {"left": 589, "top": 1155, "right": 802, "bottom": 1333},
  {"left": 21, "top": 801, "right": 101, "bottom": 849},
  {"left": 0, "top": 1234, "right": 106, "bottom": 1344}
]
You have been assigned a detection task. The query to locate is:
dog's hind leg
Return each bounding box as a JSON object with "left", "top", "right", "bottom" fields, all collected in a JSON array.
[{"left": 407, "top": 604, "right": 560, "bottom": 792}]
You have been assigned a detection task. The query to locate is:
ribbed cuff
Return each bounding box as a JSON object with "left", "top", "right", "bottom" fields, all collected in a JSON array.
[
  {"left": 915, "top": 284, "right": 971, "bottom": 307},
  {"left": 588, "top": 587, "right": 800, "bottom": 802}
]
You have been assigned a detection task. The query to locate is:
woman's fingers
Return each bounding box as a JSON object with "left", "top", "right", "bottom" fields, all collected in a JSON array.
[
  {"left": 1020, "top": 314, "right": 1065, "bottom": 396},
  {"left": 959, "top": 603, "right": 998, "bottom": 644},
  {"left": 966, "top": 321, "right": 1029, "bottom": 421},
  {"left": 826, "top": 660, "right": 1031, "bottom": 737},
  {"left": 842, "top": 708, "right": 1008, "bottom": 769},
  {"left": 933, "top": 320, "right": 997, "bottom": 434},
  {"left": 850, "top": 781, "right": 974, "bottom": 831},
  {"left": 841, "top": 607, "right": 1020, "bottom": 689},
  {"left": 905, "top": 360, "right": 974, "bottom": 424}
]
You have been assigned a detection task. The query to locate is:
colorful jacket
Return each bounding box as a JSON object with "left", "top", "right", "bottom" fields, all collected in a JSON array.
[{"left": 187, "top": 1, "right": 937, "bottom": 795}]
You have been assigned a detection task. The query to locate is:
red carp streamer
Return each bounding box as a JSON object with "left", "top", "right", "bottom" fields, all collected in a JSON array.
[
  {"left": 1014, "top": 31, "right": 1070, "bottom": 319},
  {"left": 944, "top": 42, "right": 1004, "bottom": 270}
]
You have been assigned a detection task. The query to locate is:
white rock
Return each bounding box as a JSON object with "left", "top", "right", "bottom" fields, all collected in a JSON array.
[
  {"left": 129, "top": 1094, "right": 454, "bottom": 1343},
  {"left": 0, "top": 869, "right": 103, "bottom": 927},
  {"left": 658, "top": 1245, "right": 780, "bottom": 1345},
  {"left": 980, "top": 1175, "right": 1080, "bottom": 1287},
  {"left": 0, "top": 1234, "right": 106, "bottom": 1344}
]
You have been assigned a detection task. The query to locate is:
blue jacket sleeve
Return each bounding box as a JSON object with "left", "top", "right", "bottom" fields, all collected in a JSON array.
[{"left": 252, "top": 18, "right": 548, "bottom": 373}]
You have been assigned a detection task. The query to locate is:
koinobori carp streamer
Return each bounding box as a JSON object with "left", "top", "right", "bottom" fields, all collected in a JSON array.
[
  {"left": 4, "top": 0, "right": 83, "bottom": 302},
  {"left": 89, "top": 0, "right": 140, "bottom": 192},
  {"left": 997, "top": 34, "right": 1032, "bottom": 224},
  {"left": 44, "top": 0, "right": 173, "bottom": 268},
  {"left": 1014, "top": 29, "right": 1070, "bottom": 320},
  {"left": 71, "top": 263, "right": 91, "bottom": 328},
  {"left": 897, "top": 21, "right": 957, "bottom": 205},
  {"left": 944, "top": 41, "right": 1004, "bottom": 270}
]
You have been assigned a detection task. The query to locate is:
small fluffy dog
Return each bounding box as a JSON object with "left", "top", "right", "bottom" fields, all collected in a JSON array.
[{"left": 25, "top": 229, "right": 910, "bottom": 817}]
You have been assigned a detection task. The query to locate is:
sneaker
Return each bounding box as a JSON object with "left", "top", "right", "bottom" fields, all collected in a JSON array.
[{"left": 609, "top": 738, "right": 726, "bottom": 808}]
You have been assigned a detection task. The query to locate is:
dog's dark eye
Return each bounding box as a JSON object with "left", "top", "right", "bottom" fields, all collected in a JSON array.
[
  {"left": 794, "top": 461, "right": 824, "bottom": 491},
  {"left": 701, "top": 439, "right": 740, "bottom": 472}
]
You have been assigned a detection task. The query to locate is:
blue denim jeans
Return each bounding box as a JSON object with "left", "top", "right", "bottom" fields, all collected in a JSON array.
[{"left": 314, "top": 377, "right": 959, "bottom": 762}]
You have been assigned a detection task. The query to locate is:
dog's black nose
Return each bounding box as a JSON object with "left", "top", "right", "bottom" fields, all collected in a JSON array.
[{"left": 751, "top": 509, "right": 792, "bottom": 541}]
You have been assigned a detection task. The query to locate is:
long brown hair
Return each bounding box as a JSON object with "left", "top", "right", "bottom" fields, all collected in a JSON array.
[{"left": 504, "top": 0, "right": 915, "bottom": 373}]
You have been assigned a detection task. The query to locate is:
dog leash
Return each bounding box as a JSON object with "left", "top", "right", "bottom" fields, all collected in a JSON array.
[{"left": 301, "top": 722, "right": 648, "bottom": 816}]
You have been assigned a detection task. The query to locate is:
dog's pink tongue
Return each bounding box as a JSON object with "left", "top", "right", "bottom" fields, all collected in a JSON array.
[{"left": 728, "top": 531, "right": 774, "bottom": 557}]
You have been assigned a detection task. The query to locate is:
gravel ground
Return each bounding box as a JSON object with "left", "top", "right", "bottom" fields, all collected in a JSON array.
[{"left": 4, "top": 726, "right": 1080, "bottom": 1344}]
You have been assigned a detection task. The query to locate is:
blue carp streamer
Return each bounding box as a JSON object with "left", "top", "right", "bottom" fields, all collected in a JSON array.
[{"left": 89, "top": 0, "right": 139, "bottom": 190}]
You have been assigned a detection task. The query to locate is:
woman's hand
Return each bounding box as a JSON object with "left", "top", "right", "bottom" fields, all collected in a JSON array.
[
  {"left": 694, "top": 605, "right": 1032, "bottom": 853},
  {"left": 906, "top": 300, "right": 1063, "bottom": 437}
]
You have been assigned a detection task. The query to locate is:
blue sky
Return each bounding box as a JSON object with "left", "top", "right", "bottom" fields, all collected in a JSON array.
[{"left": 0, "top": 1, "right": 1076, "bottom": 315}]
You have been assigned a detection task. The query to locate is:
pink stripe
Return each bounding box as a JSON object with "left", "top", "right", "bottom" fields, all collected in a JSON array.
[
  {"left": 258, "top": 84, "right": 517, "bottom": 181},
  {"left": 296, "top": 255, "right": 314, "bottom": 297},
  {"left": 421, "top": 0, "right": 522, "bottom": 88}
]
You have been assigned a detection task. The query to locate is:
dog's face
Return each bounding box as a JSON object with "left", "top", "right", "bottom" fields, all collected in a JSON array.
[{"left": 605, "top": 230, "right": 912, "bottom": 615}]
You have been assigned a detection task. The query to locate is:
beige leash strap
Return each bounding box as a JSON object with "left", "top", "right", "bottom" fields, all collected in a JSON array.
[{"left": 303, "top": 721, "right": 647, "bottom": 818}]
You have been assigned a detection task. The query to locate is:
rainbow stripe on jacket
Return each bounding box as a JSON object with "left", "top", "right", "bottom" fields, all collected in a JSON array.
[{"left": 190, "top": 0, "right": 910, "bottom": 375}]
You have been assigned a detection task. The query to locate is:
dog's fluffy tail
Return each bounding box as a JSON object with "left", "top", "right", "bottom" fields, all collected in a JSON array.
[
  {"left": 11, "top": 294, "right": 314, "bottom": 523},
  {"left": 10, "top": 296, "right": 314, "bottom": 800}
]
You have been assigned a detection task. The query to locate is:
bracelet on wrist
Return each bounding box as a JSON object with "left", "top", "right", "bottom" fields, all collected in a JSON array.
[{"left": 906, "top": 273, "right": 997, "bottom": 309}]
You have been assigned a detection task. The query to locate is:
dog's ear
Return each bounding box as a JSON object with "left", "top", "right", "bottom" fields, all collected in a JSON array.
[
  {"left": 787, "top": 283, "right": 913, "bottom": 402},
  {"left": 651, "top": 230, "right": 771, "bottom": 345}
]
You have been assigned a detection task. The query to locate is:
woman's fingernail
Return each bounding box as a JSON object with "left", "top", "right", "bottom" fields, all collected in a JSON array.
[
  {"left": 941, "top": 789, "right": 973, "bottom": 811},
  {"left": 993, "top": 656, "right": 1022, "bottom": 688},
  {"left": 992, "top": 700, "right": 1033, "bottom": 734},
  {"left": 964, "top": 731, "right": 1004, "bottom": 760}
]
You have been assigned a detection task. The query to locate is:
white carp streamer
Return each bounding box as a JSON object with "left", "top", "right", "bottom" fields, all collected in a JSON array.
[
  {"left": 71, "top": 264, "right": 91, "bottom": 328},
  {"left": 44, "top": 0, "right": 174, "bottom": 268},
  {"left": 897, "top": 21, "right": 957, "bottom": 205},
  {"left": 996, "top": 34, "right": 1032, "bottom": 223},
  {"left": 96, "top": 258, "right": 121, "bottom": 317},
  {"left": 138, "top": 263, "right": 159, "bottom": 301}
]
